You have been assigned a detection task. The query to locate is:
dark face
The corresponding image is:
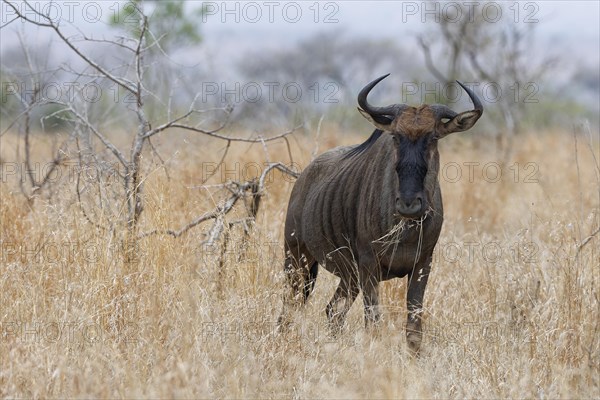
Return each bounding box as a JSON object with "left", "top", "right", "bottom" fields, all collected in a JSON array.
[
  {"left": 392, "top": 133, "right": 439, "bottom": 218},
  {"left": 357, "top": 76, "right": 483, "bottom": 219}
]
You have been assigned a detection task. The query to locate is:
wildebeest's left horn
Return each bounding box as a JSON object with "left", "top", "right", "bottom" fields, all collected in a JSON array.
[
  {"left": 456, "top": 81, "right": 483, "bottom": 113},
  {"left": 358, "top": 74, "right": 406, "bottom": 124}
]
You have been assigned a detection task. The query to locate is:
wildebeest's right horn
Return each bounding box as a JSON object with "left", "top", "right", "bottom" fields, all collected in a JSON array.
[
  {"left": 430, "top": 82, "right": 483, "bottom": 122},
  {"left": 436, "top": 81, "right": 484, "bottom": 136},
  {"left": 357, "top": 74, "right": 406, "bottom": 124}
]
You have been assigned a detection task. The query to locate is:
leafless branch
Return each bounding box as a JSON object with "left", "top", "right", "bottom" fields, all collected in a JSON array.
[
  {"left": 75, "top": 138, "right": 110, "bottom": 231},
  {"left": 417, "top": 36, "right": 449, "bottom": 84},
  {"left": 205, "top": 217, "right": 225, "bottom": 246},
  {"left": 138, "top": 183, "right": 247, "bottom": 239},
  {"left": 0, "top": 104, "right": 34, "bottom": 137},
  {"left": 283, "top": 136, "right": 294, "bottom": 165},
  {"left": 60, "top": 101, "right": 128, "bottom": 167},
  {"left": 200, "top": 140, "right": 231, "bottom": 184},
  {"left": 258, "top": 162, "right": 300, "bottom": 190},
  {"left": 142, "top": 109, "right": 201, "bottom": 138},
  {"left": 166, "top": 123, "right": 301, "bottom": 143},
  {"left": 138, "top": 161, "right": 299, "bottom": 240},
  {"left": 3, "top": 0, "right": 137, "bottom": 95},
  {"left": 0, "top": 15, "right": 19, "bottom": 28},
  {"left": 259, "top": 136, "right": 271, "bottom": 164},
  {"left": 5, "top": 0, "right": 302, "bottom": 256},
  {"left": 75, "top": 34, "right": 138, "bottom": 53},
  {"left": 466, "top": 50, "right": 494, "bottom": 82},
  {"left": 134, "top": 12, "right": 148, "bottom": 108},
  {"left": 31, "top": 136, "right": 71, "bottom": 196},
  {"left": 147, "top": 137, "right": 171, "bottom": 180}
]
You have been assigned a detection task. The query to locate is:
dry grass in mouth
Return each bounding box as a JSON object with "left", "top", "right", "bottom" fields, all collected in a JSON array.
[{"left": 1, "top": 127, "right": 599, "bottom": 398}]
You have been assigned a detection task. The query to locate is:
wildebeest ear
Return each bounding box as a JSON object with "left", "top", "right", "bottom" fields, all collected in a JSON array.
[
  {"left": 357, "top": 107, "right": 393, "bottom": 131},
  {"left": 437, "top": 109, "right": 482, "bottom": 137}
]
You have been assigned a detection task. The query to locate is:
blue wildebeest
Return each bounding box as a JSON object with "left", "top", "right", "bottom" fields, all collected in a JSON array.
[{"left": 279, "top": 74, "right": 483, "bottom": 353}]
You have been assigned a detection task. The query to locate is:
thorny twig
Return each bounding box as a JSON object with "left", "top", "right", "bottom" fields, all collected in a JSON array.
[{"left": 138, "top": 162, "right": 299, "bottom": 240}]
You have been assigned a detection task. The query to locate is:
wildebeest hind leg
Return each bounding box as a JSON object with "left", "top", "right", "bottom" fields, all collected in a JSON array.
[
  {"left": 325, "top": 276, "right": 359, "bottom": 335},
  {"left": 358, "top": 256, "right": 381, "bottom": 327},
  {"left": 277, "top": 243, "right": 317, "bottom": 330}
]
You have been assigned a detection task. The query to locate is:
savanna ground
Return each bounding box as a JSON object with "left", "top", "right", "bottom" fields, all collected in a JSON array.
[{"left": 1, "top": 125, "right": 599, "bottom": 398}]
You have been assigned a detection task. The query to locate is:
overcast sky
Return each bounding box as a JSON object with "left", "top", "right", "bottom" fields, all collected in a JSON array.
[
  {"left": 2, "top": 1, "right": 598, "bottom": 44},
  {"left": 1, "top": 1, "right": 598, "bottom": 74},
  {"left": 200, "top": 1, "right": 599, "bottom": 39},
  {"left": 196, "top": 1, "right": 600, "bottom": 77}
]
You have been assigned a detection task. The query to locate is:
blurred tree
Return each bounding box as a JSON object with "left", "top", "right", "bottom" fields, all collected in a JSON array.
[
  {"left": 417, "top": 0, "right": 558, "bottom": 158},
  {"left": 239, "top": 30, "right": 409, "bottom": 98},
  {"left": 109, "top": 0, "right": 204, "bottom": 52},
  {"left": 235, "top": 31, "right": 412, "bottom": 130},
  {"left": 108, "top": 0, "right": 209, "bottom": 123},
  {"left": 0, "top": 67, "right": 21, "bottom": 130},
  {"left": 4, "top": 0, "right": 296, "bottom": 261},
  {"left": 0, "top": 40, "right": 72, "bottom": 132}
]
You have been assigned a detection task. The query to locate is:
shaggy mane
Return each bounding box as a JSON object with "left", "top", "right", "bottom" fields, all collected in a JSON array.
[{"left": 343, "top": 129, "right": 384, "bottom": 159}]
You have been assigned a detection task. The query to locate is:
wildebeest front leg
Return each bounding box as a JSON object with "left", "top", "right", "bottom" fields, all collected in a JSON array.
[
  {"left": 326, "top": 276, "right": 359, "bottom": 334},
  {"left": 406, "top": 255, "right": 432, "bottom": 354}
]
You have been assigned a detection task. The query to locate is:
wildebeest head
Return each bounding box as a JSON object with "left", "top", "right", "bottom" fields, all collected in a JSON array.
[{"left": 357, "top": 74, "right": 483, "bottom": 218}]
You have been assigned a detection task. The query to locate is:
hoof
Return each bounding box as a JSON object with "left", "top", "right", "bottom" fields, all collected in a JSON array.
[{"left": 406, "top": 332, "right": 422, "bottom": 356}]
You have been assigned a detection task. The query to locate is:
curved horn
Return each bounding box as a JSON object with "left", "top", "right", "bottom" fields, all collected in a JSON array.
[
  {"left": 357, "top": 74, "right": 405, "bottom": 117},
  {"left": 430, "top": 104, "right": 458, "bottom": 121},
  {"left": 435, "top": 81, "right": 484, "bottom": 136},
  {"left": 431, "top": 82, "right": 483, "bottom": 122},
  {"left": 456, "top": 81, "right": 483, "bottom": 113}
]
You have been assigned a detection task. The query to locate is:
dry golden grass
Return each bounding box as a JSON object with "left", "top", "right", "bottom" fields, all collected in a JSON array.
[{"left": 1, "top": 126, "right": 599, "bottom": 398}]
